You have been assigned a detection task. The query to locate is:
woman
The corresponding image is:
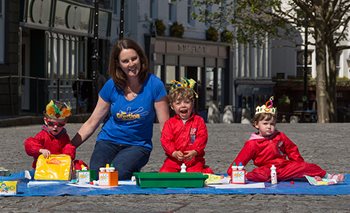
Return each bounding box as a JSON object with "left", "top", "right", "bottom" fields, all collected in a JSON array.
[{"left": 71, "top": 38, "right": 169, "bottom": 180}]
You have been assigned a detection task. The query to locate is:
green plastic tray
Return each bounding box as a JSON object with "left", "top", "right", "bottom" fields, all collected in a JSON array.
[{"left": 133, "top": 172, "right": 208, "bottom": 188}]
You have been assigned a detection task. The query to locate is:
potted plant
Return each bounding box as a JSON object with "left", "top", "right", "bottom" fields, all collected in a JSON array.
[
  {"left": 154, "top": 19, "right": 166, "bottom": 36},
  {"left": 169, "top": 22, "right": 184, "bottom": 38},
  {"left": 221, "top": 29, "right": 234, "bottom": 43},
  {"left": 206, "top": 26, "right": 219, "bottom": 42}
]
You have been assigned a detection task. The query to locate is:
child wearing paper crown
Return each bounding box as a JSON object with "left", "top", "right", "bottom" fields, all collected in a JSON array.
[
  {"left": 159, "top": 78, "right": 214, "bottom": 173},
  {"left": 227, "top": 96, "right": 344, "bottom": 183},
  {"left": 24, "top": 100, "right": 87, "bottom": 170}
]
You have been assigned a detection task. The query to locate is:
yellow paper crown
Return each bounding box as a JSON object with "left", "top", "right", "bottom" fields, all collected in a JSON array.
[
  {"left": 170, "top": 78, "right": 198, "bottom": 98},
  {"left": 44, "top": 100, "right": 72, "bottom": 120},
  {"left": 255, "top": 96, "right": 277, "bottom": 115}
]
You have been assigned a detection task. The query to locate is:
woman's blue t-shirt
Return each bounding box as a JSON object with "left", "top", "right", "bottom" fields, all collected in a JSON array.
[{"left": 96, "top": 73, "right": 167, "bottom": 150}]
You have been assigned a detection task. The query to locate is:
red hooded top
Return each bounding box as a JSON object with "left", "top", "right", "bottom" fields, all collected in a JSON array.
[
  {"left": 24, "top": 126, "right": 76, "bottom": 168},
  {"left": 161, "top": 114, "right": 208, "bottom": 160},
  {"left": 227, "top": 131, "right": 304, "bottom": 175}
]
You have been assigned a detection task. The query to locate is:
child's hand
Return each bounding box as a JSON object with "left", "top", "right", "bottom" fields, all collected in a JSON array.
[
  {"left": 172, "top": 151, "right": 184, "bottom": 161},
  {"left": 39, "top": 149, "right": 51, "bottom": 158},
  {"left": 183, "top": 150, "right": 197, "bottom": 161}
]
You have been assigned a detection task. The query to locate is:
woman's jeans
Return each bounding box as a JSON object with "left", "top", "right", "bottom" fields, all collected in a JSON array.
[{"left": 90, "top": 141, "right": 151, "bottom": 180}]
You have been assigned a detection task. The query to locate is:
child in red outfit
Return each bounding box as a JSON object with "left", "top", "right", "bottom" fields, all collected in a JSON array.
[
  {"left": 159, "top": 79, "right": 213, "bottom": 174},
  {"left": 227, "top": 96, "right": 344, "bottom": 183},
  {"left": 24, "top": 100, "right": 87, "bottom": 170}
]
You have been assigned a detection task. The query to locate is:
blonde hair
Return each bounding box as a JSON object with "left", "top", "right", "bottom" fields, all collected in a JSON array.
[{"left": 168, "top": 87, "right": 196, "bottom": 104}]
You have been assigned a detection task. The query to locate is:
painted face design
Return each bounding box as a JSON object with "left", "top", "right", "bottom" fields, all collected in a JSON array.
[{"left": 44, "top": 117, "right": 66, "bottom": 135}]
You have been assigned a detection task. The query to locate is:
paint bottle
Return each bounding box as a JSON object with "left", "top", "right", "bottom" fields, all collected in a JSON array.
[
  {"left": 180, "top": 163, "right": 187, "bottom": 173},
  {"left": 231, "top": 162, "right": 238, "bottom": 182},
  {"left": 270, "top": 165, "right": 277, "bottom": 184},
  {"left": 237, "top": 162, "right": 244, "bottom": 170}
]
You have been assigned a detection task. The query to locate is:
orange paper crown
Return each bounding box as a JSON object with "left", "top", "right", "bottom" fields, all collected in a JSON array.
[
  {"left": 255, "top": 96, "right": 277, "bottom": 115},
  {"left": 44, "top": 100, "right": 72, "bottom": 120}
]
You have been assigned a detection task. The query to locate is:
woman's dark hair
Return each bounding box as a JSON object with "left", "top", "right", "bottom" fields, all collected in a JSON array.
[{"left": 108, "top": 38, "right": 149, "bottom": 89}]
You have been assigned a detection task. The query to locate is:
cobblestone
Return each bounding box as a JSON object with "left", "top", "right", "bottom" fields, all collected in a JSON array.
[{"left": 0, "top": 123, "right": 349, "bottom": 212}]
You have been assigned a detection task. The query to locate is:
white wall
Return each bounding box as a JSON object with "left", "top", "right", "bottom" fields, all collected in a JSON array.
[
  {"left": 270, "top": 39, "right": 297, "bottom": 78},
  {"left": 126, "top": 0, "right": 209, "bottom": 44}
]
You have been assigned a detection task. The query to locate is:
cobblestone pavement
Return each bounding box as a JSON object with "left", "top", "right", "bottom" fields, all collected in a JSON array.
[{"left": 0, "top": 123, "right": 349, "bottom": 212}]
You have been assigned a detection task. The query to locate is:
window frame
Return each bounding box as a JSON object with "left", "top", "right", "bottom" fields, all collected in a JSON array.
[
  {"left": 187, "top": 0, "right": 195, "bottom": 25},
  {"left": 168, "top": 1, "right": 177, "bottom": 22}
]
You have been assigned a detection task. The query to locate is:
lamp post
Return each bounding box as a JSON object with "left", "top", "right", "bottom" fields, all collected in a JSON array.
[
  {"left": 92, "top": 0, "right": 99, "bottom": 107},
  {"left": 303, "top": 17, "right": 308, "bottom": 110},
  {"left": 119, "top": 0, "right": 125, "bottom": 38}
]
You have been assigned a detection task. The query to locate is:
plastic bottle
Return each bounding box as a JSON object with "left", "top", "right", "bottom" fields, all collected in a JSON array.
[
  {"left": 180, "top": 163, "right": 187, "bottom": 173},
  {"left": 270, "top": 165, "right": 277, "bottom": 184},
  {"left": 230, "top": 162, "right": 238, "bottom": 183},
  {"left": 231, "top": 162, "right": 238, "bottom": 171},
  {"left": 108, "top": 164, "right": 115, "bottom": 172},
  {"left": 237, "top": 162, "right": 244, "bottom": 170}
]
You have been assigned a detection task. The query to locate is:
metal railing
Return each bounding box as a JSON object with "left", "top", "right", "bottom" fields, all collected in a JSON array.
[{"left": 0, "top": 75, "right": 94, "bottom": 116}]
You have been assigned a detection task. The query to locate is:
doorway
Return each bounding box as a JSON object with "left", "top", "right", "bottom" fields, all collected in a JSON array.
[{"left": 20, "top": 29, "right": 30, "bottom": 111}]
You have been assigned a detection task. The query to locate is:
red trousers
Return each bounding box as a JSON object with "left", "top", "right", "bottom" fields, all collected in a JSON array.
[
  {"left": 247, "top": 161, "right": 327, "bottom": 182},
  {"left": 159, "top": 158, "right": 214, "bottom": 173}
]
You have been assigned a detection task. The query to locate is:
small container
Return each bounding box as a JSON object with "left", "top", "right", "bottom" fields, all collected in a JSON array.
[
  {"left": 231, "top": 162, "right": 246, "bottom": 184},
  {"left": 77, "top": 170, "right": 97, "bottom": 184},
  {"left": 0, "top": 181, "right": 17, "bottom": 195},
  {"left": 99, "top": 170, "right": 118, "bottom": 186}
]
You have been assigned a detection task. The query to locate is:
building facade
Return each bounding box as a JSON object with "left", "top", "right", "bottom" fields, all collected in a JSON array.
[
  {"left": 0, "top": 0, "right": 112, "bottom": 116},
  {"left": 270, "top": 3, "right": 350, "bottom": 122},
  {"left": 112, "top": 0, "right": 274, "bottom": 120},
  {"left": 0, "top": 0, "right": 20, "bottom": 115},
  {"left": 2, "top": 0, "right": 348, "bottom": 122}
]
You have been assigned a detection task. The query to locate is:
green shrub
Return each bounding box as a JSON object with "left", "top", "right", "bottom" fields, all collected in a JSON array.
[
  {"left": 206, "top": 26, "right": 219, "bottom": 42},
  {"left": 154, "top": 19, "right": 166, "bottom": 36},
  {"left": 221, "top": 29, "right": 234, "bottom": 43},
  {"left": 169, "top": 22, "right": 184, "bottom": 38}
]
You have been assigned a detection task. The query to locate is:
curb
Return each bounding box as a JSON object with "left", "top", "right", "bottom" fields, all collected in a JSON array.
[{"left": 0, "top": 114, "right": 91, "bottom": 128}]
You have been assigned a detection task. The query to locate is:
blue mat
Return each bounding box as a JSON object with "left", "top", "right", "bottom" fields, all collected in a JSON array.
[{"left": 1, "top": 172, "right": 349, "bottom": 197}]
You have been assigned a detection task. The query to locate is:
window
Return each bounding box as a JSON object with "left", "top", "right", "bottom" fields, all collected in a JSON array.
[
  {"left": 150, "top": 0, "right": 156, "bottom": 19},
  {"left": 187, "top": 0, "right": 195, "bottom": 25},
  {"left": 0, "top": 0, "right": 4, "bottom": 63},
  {"left": 169, "top": 1, "right": 177, "bottom": 22},
  {"left": 296, "top": 50, "right": 312, "bottom": 78},
  {"left": 112, "top": 0, "right": 119, "bottom": 16},
  {"left": 0, "top": 0, "right": 2, "bottom": 17}
]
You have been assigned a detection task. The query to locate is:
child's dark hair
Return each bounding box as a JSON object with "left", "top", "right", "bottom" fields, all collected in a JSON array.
[
  {"left": 252, "top": 112, "right": 277, "bottom": 126},
  {"left": 168, "top": 87, "right": 196, "bottom": 104}
]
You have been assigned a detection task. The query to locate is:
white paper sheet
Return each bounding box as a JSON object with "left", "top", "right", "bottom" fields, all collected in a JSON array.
[
  {"left": 208, "top": 182, "right": 265, "bottom": 189},
  {"left": 27, "top": 181, "right": 67, "bottom": 187}
]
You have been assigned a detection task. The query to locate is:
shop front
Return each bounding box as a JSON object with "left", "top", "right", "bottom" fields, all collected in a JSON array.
[
  {"left": 145, "top": 36, "right": 233, "bottom": 115},
  {"left": 19, "top": 0, "right": 111, "bottom": 114}
]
